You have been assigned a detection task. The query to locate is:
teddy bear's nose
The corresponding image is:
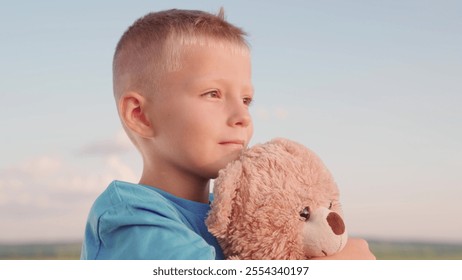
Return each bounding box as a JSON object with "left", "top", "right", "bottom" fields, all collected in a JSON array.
[{"left": 327, "top": 212, "right": 345, "bottom": 235}]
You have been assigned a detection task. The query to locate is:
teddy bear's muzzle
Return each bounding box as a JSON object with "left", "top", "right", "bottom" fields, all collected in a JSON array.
[{"left": 327, "top": 212, "right": 345, "bottom": 235}]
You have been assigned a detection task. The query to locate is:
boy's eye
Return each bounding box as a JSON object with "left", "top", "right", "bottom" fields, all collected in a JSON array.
[
  {"left": 243, "top": 97, "right": 253, "bottom": 106},
  {"left": 203, "top": 90, "right": 220, "bottom": 98}
]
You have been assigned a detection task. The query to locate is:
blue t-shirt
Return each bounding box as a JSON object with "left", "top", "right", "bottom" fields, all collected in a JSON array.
[{"left": 80, "top": 180, "right": 224, "bottom": 260}]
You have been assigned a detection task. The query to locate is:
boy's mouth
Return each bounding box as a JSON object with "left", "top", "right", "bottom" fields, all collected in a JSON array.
[{"left": 219, "top": 140, "right": 245, "bottom": 147}]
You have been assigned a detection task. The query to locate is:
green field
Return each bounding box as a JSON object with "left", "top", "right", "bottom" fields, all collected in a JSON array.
[
  {"left": 1, "top": 240, "right": 461, "bottom": 260},
  {"left": 369, "top": 240, "right": 462, "bottom": 260},
  {"left": 0, "top": 242, "right": 82, "bottom": 260}
]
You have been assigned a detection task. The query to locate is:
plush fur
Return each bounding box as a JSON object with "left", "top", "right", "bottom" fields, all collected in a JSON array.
[{"left": 206, "top": 138, "right": 348, "bottom": 260}]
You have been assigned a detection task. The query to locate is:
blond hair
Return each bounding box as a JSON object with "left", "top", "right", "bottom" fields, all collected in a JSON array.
[{"left": 113, "top": 8, "right": 250, "bottom": 100}]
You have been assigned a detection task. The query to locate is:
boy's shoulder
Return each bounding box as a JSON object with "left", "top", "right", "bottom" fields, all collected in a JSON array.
[
  {"left": 90, "top": 180, "right": 179, "bottom": 217},
  {"left": 89, "top": 180, "right": 213, "bottom": 226}
]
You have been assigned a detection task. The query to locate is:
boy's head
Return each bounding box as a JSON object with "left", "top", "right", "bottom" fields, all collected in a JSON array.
[
  {"left": 113, "top": 8, "right": 249, "bottom": 101},
  {"left": 113, "top": 9, "right": 254, "bottom": 183}
]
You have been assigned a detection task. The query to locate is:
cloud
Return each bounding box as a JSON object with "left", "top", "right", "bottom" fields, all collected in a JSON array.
[
  {"left": 79, "top": 130, "right": 134, "bottom": 156},
  {"left": 0, "top": 143, "right": 140, "bottom": 242},
  {"left": 254, "top": 105, "right": 289, "bottom": 121}
]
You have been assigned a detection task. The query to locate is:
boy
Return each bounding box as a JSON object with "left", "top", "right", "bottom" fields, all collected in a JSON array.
[{"left": 81, "top": 8, "right": 374, "bottom": 260}]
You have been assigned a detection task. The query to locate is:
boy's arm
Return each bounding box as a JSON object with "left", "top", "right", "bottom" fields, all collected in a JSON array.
[{"left": 311, "top": 238, "right": 376, "bottom": 260}]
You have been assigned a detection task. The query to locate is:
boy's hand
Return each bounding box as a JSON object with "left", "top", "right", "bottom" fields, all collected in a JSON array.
[{"left": 311, "top": 238, "right": 376, "bottom": 260}]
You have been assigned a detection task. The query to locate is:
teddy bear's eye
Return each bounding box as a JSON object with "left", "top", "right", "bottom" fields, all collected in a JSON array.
[{"left": 299, "top": 207, "right": 310, "bottom": 221}]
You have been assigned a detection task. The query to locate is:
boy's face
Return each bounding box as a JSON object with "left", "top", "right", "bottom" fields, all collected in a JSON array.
[{"left": 147, "top": 44, "right": 253, "bottom": 179}]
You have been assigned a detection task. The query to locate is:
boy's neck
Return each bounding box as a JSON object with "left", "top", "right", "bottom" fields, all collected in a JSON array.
[{"left": 139, "top": 168, "right": 211, "bottom": 204}]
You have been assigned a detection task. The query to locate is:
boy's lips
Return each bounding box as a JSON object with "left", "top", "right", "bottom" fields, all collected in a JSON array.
[{"left": 219, "top": 140, "right": 245, "bottom": 147}]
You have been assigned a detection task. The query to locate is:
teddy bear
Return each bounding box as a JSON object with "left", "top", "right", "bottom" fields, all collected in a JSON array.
[{"left": 206, "top": 138, "right": 348, "bottom": 260}]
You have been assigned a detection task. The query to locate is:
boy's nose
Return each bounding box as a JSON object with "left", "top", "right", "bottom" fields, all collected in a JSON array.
[{"left": 227, "top": 103, "right": 251, "bottom": 128}]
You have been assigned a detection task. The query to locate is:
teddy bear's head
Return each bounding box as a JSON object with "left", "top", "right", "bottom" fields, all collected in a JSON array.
[{"left": 206, "top": 138, "right": 348, "bottom": 259}]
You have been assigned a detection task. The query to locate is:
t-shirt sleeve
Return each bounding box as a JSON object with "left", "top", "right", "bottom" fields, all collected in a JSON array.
[{"left": 81, "top": 203, "right": 216, "bottom": 260}]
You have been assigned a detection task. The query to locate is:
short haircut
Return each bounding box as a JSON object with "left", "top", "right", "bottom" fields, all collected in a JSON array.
[{"left": 113, "top": 8, "right": 250, "bottom": 100}]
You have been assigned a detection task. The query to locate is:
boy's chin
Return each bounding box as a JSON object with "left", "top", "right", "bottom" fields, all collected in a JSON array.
[{"left": 204, "top": 153, "right": 242, "bottom": 179}]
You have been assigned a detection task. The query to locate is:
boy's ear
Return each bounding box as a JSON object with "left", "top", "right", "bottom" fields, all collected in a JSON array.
[{"left": 119, "top": 91, "right": 155, "bottom": 139}]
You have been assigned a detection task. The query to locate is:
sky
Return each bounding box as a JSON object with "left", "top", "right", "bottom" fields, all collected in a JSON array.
[{"left": 0, "top": 0, "right": 461, "bottom": 244}]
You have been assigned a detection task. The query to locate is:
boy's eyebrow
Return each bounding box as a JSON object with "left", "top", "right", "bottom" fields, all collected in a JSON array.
[
  {"left": 186, "top": 77, "right": 254, "bottom": 93},
  {"left": 180, "top": 77, "right": 255, "bottom": 95}
]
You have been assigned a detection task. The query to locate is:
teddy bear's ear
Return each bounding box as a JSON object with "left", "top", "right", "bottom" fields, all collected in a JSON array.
[
  {"left": 269, "top": 137, "right": 324, "bottom": 166},
  {"left": 270, "top": 138, "right": 306, "bottom": 156},
  {"left": 206, "top": 160, "right": 243, "bottom": 238}
]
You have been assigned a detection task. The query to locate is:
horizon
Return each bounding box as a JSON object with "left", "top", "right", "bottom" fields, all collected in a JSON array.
[{"left": 2, "top": 236, "right": 462, "bottom": 246}]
